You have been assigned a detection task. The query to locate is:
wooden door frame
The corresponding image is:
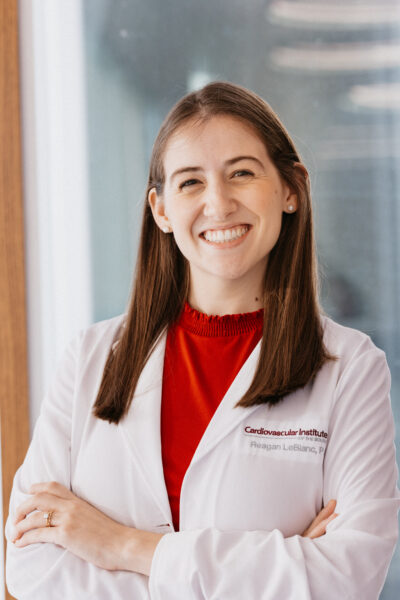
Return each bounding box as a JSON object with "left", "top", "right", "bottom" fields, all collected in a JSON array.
[{"left": 0, "top": 1, "right": 31, "bottom": 598}]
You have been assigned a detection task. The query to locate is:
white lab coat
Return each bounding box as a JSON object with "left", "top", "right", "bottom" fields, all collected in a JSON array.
[{"left": 5, "top": 313, "right": 400, "bottom": 600}]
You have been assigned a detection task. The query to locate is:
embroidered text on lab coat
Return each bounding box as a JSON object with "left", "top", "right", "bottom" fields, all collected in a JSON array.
[{"left": 243, "top": 423, "right": 328, "bottom": 462}]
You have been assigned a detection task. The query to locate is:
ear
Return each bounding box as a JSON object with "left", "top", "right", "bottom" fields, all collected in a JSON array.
[
  {"left": 148, "top": 187, "right": 172, "bottom": 232},
  {"left": 282, "top": 162, "right": 309, "bottom": 214}
]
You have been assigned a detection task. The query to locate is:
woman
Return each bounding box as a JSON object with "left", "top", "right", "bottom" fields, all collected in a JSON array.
[{"left": 6, "top": 82, "right": 399, "bottom": 599}]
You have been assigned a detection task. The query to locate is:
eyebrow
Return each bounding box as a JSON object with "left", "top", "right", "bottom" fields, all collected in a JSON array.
[{"left": 169, "top": 155, "right": 264, "bottom": 182}]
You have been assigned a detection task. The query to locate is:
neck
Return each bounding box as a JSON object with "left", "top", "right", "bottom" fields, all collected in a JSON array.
[{"left": 188, "top": 270, "right": 264, "bottom": 316}]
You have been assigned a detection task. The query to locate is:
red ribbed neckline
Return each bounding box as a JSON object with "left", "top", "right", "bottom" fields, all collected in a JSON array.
[{"left": 177, "top": 302, "right": 264, "bottom": 337}]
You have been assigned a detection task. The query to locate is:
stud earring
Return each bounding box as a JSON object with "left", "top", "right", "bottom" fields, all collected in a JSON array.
[
  {"left": 162, "top": 226, "right": 171, "bottom": 233},
  {"left": 288, "top": 205, "right": 295, "bottom": 212}
]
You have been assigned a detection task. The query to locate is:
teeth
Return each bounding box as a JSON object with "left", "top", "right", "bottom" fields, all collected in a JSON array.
[{"left": 203, "top": 226, "right": 249, "bottom": 243}]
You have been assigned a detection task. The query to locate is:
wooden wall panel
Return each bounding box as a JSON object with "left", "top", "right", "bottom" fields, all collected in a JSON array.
[{"left": 0, "top": 1, "right": 31, "bottom": 598}]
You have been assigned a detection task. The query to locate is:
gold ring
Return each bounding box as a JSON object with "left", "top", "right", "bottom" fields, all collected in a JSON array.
[{"left": 43, "top": 510, "right": 54, "bottom": 527}]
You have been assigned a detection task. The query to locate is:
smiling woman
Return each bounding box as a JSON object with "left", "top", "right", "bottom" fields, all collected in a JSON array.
[{"left": 5, "top": 81, "right": 400, "bottom": 600}]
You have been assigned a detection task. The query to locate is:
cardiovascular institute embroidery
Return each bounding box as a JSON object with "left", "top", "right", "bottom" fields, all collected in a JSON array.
[{"left": 243, "top": 425, "right": 328, "bottom": 461}]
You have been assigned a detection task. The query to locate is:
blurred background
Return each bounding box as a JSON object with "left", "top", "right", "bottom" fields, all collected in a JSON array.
[{"left": 15, "top": 0, "right": 400, "bottom": 597}]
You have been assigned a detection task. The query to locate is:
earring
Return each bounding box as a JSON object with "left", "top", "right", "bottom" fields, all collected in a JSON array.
[
  {"left": 288, "top": 205, "right": 295, "bottom": 212},
  {"left": 162, "top": 226, "right": 171, "bottom": 233}
]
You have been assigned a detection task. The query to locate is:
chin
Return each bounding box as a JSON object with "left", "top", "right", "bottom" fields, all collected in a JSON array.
[{"left": 208, "top": 266, "right": 250, "bottom": 281}]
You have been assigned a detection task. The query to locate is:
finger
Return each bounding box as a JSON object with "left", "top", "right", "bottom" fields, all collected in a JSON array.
[
  {"left": 29, "top": 481, "right": 72, "bottom": 499},
  {"left": 310, "top": 515, "right": 335, "bottom": 539},
  {"left": 301, "top": 502, "right": 338, "bottom": 537},
  {"left": 14, "top": 493, "right": 64, "bottom": 525},
  {"left": 14, "top": 525, "right": 56, "bottom": 548},
  {"left": 307, "top": 513, "right": 338, "bottom": 539},
  {"left": 310, "top": 499, "right": 337, "bottom": 528},
  {"left": 318, "top": 499, "right": 336, "bottom": 519},
  {"left": 12, "top": 509, "right": 58, "bottom": 542}
]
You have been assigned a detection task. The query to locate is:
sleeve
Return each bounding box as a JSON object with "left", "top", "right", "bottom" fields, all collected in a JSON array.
[
  {"left": 5, "top": 333, "right": 149, "bottom": 600},
  {"left": 148, "top": 348, "right": 400, "bottom": 600}
]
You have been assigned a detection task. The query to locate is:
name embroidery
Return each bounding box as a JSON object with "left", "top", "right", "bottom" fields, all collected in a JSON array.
[
  {"left": 243, "top": 424, "right": 328, "bottom": 459},
  {"left": 244, "top": 426, "right": 327, "bottom": 438}
]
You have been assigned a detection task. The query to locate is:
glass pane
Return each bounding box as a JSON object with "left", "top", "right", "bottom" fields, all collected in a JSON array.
[{"left": 82, "top": 1, "right": 400, "bottom": 595}]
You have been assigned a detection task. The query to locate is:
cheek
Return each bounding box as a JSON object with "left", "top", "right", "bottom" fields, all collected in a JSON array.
[
  {"left": 168, "top": 212, "right": 199, "bottom": 258},
  {"left": 169, "top": 215, "right": 193, "bottom": 241},
  {"left": 256, "top": 196, "right": 283, "bottom": 226},
  {"left": 171, "top": 232, "right": 200, "bottom": 268},
  {"left": 271, "top": 208, "right": 284, "bottom": 235},
  {"left": 167, "top": 200, "right": 199, "bottom": 236},
  {"left": 258, "top": 204, "right": 283, "bottom": 247}
]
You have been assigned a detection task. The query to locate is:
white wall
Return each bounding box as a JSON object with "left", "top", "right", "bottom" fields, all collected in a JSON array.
[{"left": 19, "top": 0, "right": 93, "bottom": 431}]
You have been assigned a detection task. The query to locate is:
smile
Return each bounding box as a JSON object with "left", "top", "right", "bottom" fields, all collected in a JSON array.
[{"left": 201, "top": 225, "right": 250, "bottom": 244}]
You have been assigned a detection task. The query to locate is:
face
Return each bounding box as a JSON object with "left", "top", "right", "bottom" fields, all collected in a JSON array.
[{"left": 148, "top": 114, "right": 298, "bottom": 294}]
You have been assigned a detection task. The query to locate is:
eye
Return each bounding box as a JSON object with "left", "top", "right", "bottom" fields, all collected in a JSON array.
[
  {"left": 179, "top": 178, "right": 200, "bottom": 190},
  {"left": 232, "top": 169, "right": 254, "bottom": 178}
]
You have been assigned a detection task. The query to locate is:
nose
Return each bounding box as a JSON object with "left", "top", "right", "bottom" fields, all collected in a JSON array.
[{"left": 202, "top": 177, "right": 237, "bottom": 220}]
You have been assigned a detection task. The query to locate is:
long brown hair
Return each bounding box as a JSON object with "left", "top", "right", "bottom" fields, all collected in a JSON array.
[{"left": 93, "top": 81, "right": 334, "bottom": 423}]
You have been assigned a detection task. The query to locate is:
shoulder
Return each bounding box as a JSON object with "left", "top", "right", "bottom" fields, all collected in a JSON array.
[
  {"left": 321, "top": 314, "right": 386, "bottom": 362},
  {"left": 79, "top": 313, "right": 126, "bottom": 346},
  {"left": 69, "top": 313, "right": 127, "bottom": 373},
  {"left": 319, "top": 314, "right": 390, "bottom": 391}
]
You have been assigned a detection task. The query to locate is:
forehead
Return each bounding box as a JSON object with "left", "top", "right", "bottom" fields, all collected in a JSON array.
[{"left": 163, "top": 115, "right": 270, "bottom": 172}]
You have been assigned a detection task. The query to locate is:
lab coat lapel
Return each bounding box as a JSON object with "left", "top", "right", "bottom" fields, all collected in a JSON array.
[
  {"left": 120, "top": 331, "right": 172, "bottom": 523},
  {"left": 190, "top": 340, "right": 263, "bottom": 464}
]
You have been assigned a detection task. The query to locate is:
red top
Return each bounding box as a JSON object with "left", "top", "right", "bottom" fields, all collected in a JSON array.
[{"left": 160, "top": 302, "right": 264, "bottom": 530}]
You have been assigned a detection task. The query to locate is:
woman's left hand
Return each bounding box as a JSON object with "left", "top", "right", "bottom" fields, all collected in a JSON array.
[{"left": 12, "top": 481, "right": 163, "bottom": 574}]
